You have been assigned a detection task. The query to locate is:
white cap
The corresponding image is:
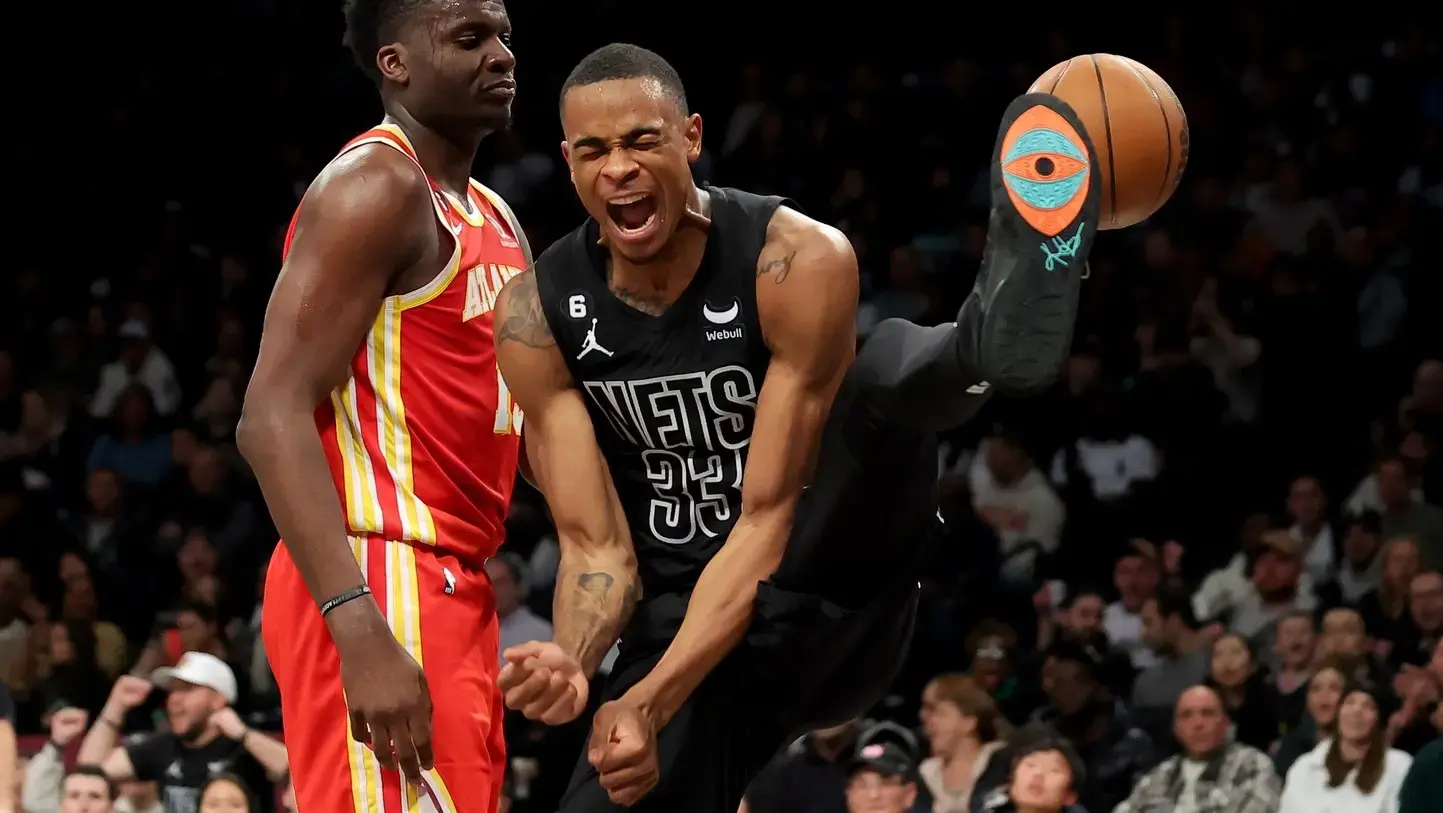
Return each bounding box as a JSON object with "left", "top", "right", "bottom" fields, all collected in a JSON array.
[{"left": 152, "top": 652, "right": 237, "bottom": 704}]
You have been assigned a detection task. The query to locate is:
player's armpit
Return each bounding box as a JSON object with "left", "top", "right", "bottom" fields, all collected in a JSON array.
[
  {"left": 495, "top": 272, "right": 640, "bottom": 677},
  {"left": 238, "top": 145, "right": 437, "bottom": 616},
  {"left": 624, "top": 211, "right": 859, "bottom": 729}
]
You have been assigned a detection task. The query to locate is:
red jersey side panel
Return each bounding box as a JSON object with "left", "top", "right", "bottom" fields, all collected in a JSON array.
[{"left": 284, "top": 123, "right": 526, "bottom": 566}]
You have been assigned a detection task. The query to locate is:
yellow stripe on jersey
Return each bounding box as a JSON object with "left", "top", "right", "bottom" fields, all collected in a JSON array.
[
  {"left": 345, "top": 537, "right": 384, "bottom": 813},
  {"left": 368, "top": 302, "right": 437, "bottom": 545},
  {"left": 332, "top": 381, "right": 384, "bottom": 533}
]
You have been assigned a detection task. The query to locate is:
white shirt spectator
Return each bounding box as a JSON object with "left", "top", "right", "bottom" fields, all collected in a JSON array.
[
  {"left": 1280, "top": 740, "right": 1411, "bottom": 813},
  {"left": 90, "top": 320, "right": 182, "bottom": 418},
  {"left": 969, "top": 453, "right": 1065, "bottom": 583},
  {"left": 1050, "top": 435, "right": 1160, "bottom": 501}
]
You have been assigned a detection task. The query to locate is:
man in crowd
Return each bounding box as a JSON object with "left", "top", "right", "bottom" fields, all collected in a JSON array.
[
  {"left": 843, "top": 742, "right": 919, "bottom": 813},
  {"left": 1113, "top": 685, "right": 1281, "bottom": 813},
  {"left": 75, "top": 653, "right": 287, "bottom": 813},
  {"left": 1031, "top": 641, "right": 1155, "bottom": 812},
  {"left": 1132, "top": 587, "right": 1209, "bottom": 745}
]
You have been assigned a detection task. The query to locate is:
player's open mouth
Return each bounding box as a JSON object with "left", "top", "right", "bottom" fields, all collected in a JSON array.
[{"left": 605, "top": 193, "right": 659, "bottom": 241}]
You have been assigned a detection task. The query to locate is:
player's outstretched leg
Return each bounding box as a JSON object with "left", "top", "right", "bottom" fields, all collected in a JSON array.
[{"left": 851, "top": 92, "right": 1100, "bottom": 431}]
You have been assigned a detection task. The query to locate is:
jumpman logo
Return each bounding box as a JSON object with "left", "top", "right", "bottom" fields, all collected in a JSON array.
[{"left": 577, "top": 318, "right": 614, "bottom": 360}]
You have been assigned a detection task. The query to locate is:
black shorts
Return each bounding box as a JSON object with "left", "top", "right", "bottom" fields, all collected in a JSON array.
[{"left": 557, "top": 376, "right": 932, "bottom": 813}]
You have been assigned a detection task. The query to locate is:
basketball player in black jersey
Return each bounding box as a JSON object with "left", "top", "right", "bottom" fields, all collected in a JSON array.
[{"left": 493, "top": 44, "right": 1100, "bottom": 812}]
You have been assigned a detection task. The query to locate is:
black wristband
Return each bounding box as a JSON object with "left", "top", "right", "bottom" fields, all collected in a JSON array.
[{"left": 320, "top": 585, "right": 372, "bottom": 617}]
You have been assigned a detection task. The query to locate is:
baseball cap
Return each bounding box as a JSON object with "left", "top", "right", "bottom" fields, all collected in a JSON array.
[
  {"left": 1253, "top": 529, "right": 1303, "bottom": 559},
  {"left": 152, "top": 652, "right": 237, "bottom": 704},
  {"left": 847, "top": 742, "right": 915, "bottom": 781}
]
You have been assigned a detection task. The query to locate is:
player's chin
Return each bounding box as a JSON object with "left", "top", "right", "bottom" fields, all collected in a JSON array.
[{"left": 469, "top": 103, "right": 513, "bottom": 132}]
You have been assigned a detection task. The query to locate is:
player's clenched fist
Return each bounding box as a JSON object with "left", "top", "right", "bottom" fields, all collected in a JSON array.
[
  {"left": 589, "top": 700, "right": 659, "bottom": 806},
  {"left": 499, "top": 640, "right": 588, "bottom": 724}
]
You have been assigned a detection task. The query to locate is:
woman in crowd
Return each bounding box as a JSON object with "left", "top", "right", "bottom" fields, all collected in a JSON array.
[
  {"left": 1275, "top": 656, "right": 1349, "bottom": 775},
  {"left": 916, "top": 674, "right": 1010, "bottom": 813},
  {"left": 1358, "top": 537, "right": 1422, "bottom": 652},
  {"left": 199, "top": 774, "right": 258, "bottom": 813},
  {"left": 1206, "top": 633, "right": 1278, "bottom": 750},
  {"left": 1280, "top": 683, "right": 1413, "bottom": 813}
]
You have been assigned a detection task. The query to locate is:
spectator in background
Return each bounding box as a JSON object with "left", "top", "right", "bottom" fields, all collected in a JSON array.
[
  {"left": 488, "top": 554, "right": 551, "bottom": 666},
  {"left": 1132, "top": 587, "right": 1209, "bottom": 745},
  {"left": 1327, "top": 512, "right": 1385, "bottom": 606},
  {"left": 75, "top": 655, "right": 285, "bottom": 813},
  {"left": 59, "top": 766, "right": 115, "bottom": 813},
  {"left": 1388, "top": 638, "right": 1442, "bottom": 753},
  {"left": 59, "top": 470, "right": 146, "bottom": 576},
  {"left": 1280, "top": 683, "right": 1412, "bottom": 813},
  {"left": 196, "top": 774, "right": 256, "bottom": 813},
  {"left": 1357, "top": 536, "right": 1422, "bottom": 651},
  {"left": 843, "top": 742, "right": 919, "bottom": 813},
  {"left": 89, "top": 322, "right": 180, "bottom": 420},
  {"left": 1270, "top": 611, "right": 1317, "bottom": 726},
  {"left": 86, "top": 387, "right": 171, "bottom": 490},
  {"left": 1391, "top": 570, "right": 1443, "bottom": 669},
  {"left": 1374, "top": 458, "right": 1443, "bottom": 568},
  {"left": 1032, "top": 640, "right": 1154, "bottom": 813},
  {"left": 1218, "top": 531, "right": 1318, "bottom": 645},
  {"left": 973, "top": 735, "right": 1085, "bottom": 813},
  {"left": 1114, "top": 686, "right": 1281, "bottom": 813},
  {"left": 915, "top": 675, "right": 1008, "bottom": 813},
  {"left": 21, "top": 707, "right": 91, "bottom": 813},
  {"left": 1103, "top": 543, "right": 1162, "bottom": 670},
  {"left": 1205, "top": 634, "right": 1277, "bottom": 751},
  {"left": 969, "top": 426, "right": 1064, "bottom": 587},
  {"left": 1288, "top": 475, "right": 1337, "bottom": 587}
]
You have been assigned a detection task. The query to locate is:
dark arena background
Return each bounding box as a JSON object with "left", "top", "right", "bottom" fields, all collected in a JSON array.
[{"left": 2, "top": 1, "right": 1440, "bottom": 812}]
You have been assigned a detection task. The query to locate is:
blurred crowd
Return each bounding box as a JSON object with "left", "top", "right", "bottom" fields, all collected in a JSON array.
[{"left": 4, "top": 2, "right": 1443, "bottom": 813}]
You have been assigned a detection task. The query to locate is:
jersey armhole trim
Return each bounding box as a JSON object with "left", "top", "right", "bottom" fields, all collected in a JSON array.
[{"left": 335, "top": 133, "right": 464, "bottom": 312}]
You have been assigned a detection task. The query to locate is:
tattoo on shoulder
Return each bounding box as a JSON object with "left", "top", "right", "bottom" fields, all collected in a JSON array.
[
  {"left": 496, "top": 272, "right": 556, "bottom": 349},
  {"left": 757, "top": 228, "right": 797, "bottom": 284}
]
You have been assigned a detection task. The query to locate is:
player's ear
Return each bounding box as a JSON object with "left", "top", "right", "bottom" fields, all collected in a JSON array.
[
  {"left": 559, "top": 141, "right": 577, "bottom": 185},
  {"left": 376, "top": 44, "right": 409, "bottom": 86},
  {"left": 683, "top": 114, "right": 703, "bottom": 164}
]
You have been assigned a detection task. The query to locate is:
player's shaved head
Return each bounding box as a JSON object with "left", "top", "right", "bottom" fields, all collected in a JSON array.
[{"left": 561, "top": 43, "right": 689, "bottom": 117}]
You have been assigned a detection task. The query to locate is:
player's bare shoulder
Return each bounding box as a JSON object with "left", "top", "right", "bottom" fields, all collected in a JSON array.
[
  {"left": 495, "top": 271, "right": 556, "bottom": 350},
  {"left": 291, "top": 143, "right": 436, "bottom": 265},
  {"left": 756, "top": 207, "right": 857, "bottom": 289},
  {"left": 755, "top": 206, "right": 859, "bottom": 352}
]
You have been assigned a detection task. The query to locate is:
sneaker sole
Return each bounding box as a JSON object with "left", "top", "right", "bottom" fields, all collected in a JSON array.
[{"left": 976, "top": 92, "right": 1100, "bottom": 393}]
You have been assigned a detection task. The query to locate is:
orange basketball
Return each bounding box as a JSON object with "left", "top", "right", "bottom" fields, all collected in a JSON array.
[{"left": 1029, "top": 54, "right": 1188, "bottom": 230}]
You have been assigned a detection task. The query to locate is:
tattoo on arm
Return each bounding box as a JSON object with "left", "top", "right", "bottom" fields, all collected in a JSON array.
[
  {"left": 496, "top": 272, "right": 556, "bottom": 349},
  {"left": 555, "top": 567, "right": 642, "bottom": 675},
  {"left": 757, "top": 243, "right": 796, "bottom": 283}
]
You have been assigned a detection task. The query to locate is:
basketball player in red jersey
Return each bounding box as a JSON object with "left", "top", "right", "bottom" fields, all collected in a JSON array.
[{"left": 237, "top": 2, "right": 527, "bottom": 813}]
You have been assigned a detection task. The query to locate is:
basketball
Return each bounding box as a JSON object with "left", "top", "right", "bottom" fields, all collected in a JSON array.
[{"left": 1029, "top": 54, "right": 1189, "bottom": 230}]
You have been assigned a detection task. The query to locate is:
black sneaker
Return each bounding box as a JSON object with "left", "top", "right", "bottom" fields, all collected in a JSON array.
[{"left": 968, "top": 92, "right": 1100, "bottom": 395}]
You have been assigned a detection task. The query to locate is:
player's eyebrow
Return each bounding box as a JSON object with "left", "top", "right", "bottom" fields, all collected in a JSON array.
[{"left": 571, "top": 127, "right": 663, "bottom": 151}]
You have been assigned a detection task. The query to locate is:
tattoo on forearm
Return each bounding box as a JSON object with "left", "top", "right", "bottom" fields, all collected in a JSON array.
[
  {"left": 556, "top": 567, "right": 641, "bottom": 674},
  {"left": 496, "top": 272, "right": 556, "bottom": 349},
  {"left": 757, "top": 250, "right": 795, "bottom": 283}
]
